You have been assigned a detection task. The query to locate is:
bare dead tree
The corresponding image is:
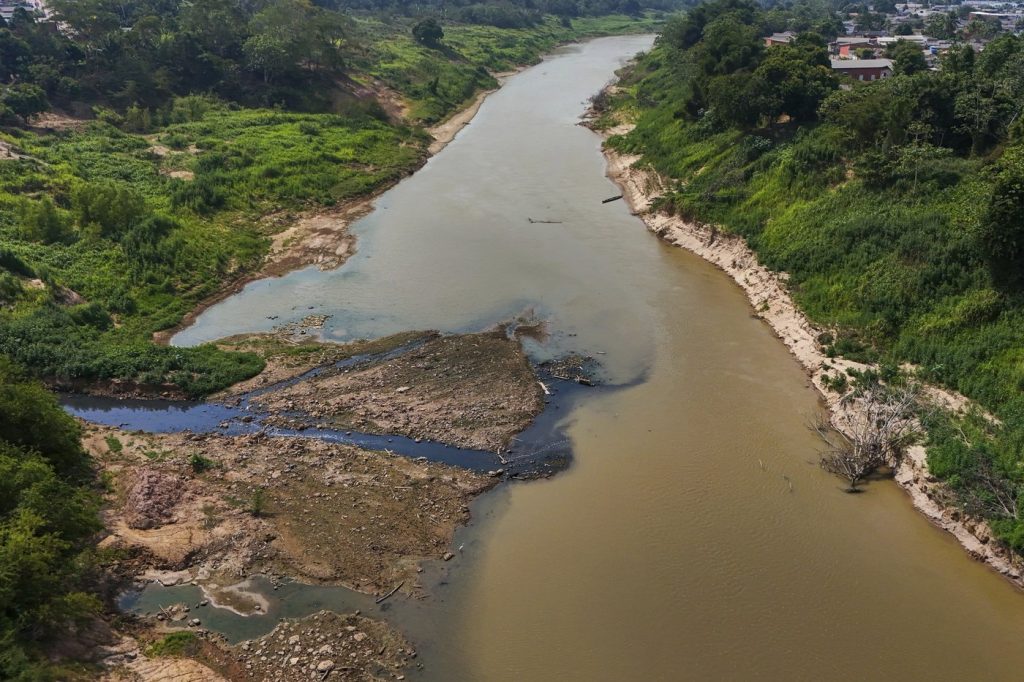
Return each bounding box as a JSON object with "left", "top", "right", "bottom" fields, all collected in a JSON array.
[
  {"left": 961, "top": 451, "right": 1021, "bottom": 522},
  {"left": 811, "top": 382, "right": 923, "bottom": 493}
]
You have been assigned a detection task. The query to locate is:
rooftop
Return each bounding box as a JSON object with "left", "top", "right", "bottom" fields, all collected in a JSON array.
[{"left": 830, "top": 58, "right": 895, "bottom": 69}]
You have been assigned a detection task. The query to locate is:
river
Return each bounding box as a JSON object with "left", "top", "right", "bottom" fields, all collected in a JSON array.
[{"left": 168, "top": 35, "right": 1024, "bottom": 680}]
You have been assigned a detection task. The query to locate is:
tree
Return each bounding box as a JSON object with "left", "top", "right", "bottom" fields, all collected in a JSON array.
[
  {"left": 813, "top": 382, "right": 922, "bottom": 492},
  {"left": 0, "top": 359, "right": 101, "bottom": 678},
  {"left": 707, "top": 71, "right": 768, "bottom": 128},
  {"left": 962, "top": 16, "right": 1001, "bottom": 40},
  {"left": 750, "top": 35, "right": 837, "bottom": 123},
  {"left": 72, "top": 182, "right": 146, "bottom": 238},
  {"left": 854, "top": 10, "right": 886, "bottom": 32},
  {"left": 0, "top": 83, "right": 47, "bottom": 120},
  {"left": 979, "top": 148, "right": 1024, "bottom": 287},
  {"left": 19, "top": 197, "right": 73, "bottom": 245},
  {"left": 924, "top": 11, "right": 958, "bottom": 40},
  {"left": 243, "top": 33, "right": 291, "bottom": 83},
  {"left": 697, "top": 14, "right": 762, "bottom": 77},
  {"left": 887, "top": 39, "right": 928, "bottom": 76},
  {"left": 0, "top": 29, "right": 30, "bottom": 82},
  {"left": 412, "top": 18, "right": 444, "bottom": 48}
]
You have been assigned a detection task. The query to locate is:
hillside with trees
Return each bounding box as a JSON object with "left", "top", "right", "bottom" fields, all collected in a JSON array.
[{"left": 603, "top": 0, "right": 1024, "bottom": 551}]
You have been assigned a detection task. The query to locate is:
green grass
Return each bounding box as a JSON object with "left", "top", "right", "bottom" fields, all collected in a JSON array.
[{"left": 146, "top": 631, "right": 200, "bottom": 657}]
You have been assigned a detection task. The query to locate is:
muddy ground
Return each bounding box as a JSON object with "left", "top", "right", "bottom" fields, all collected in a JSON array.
[
  {"left": 86, "top": 426, "right": 495, "bottom": 597},
  {"left": 248, "top": 330, "right": 545, "bottom": 453}
]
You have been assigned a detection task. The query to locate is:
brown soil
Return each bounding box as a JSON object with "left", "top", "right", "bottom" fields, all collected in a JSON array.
[
  {"left": 105, "top": 608, "right": 412, "bottom": 682},
  {"left": 251, "top": 331, "right": 545, "bottom": 452},
  {"left": 29, "top": 111, "right": 90, "bottom": 132},
  {"left": 104, "top": 655, "right": 229, "bottom": 682},
  {"left": 85, "top": 425, "right": 494, "bottom": 596}
]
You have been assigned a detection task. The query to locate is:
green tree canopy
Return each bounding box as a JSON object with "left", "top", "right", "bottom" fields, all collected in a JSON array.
[{"left": 413, "top": 18, "right": 444, "bottom": 48}]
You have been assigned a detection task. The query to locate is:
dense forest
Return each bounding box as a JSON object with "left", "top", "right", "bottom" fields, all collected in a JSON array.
[
  {"left": 0, "top": 359, "right": 101, "bottom": 680},
  {"left": 0, "top": 0, "right": 665, "bottom": 675},
  {"left": 603, "top": 0, "right": 1024, "bottom": 549}
]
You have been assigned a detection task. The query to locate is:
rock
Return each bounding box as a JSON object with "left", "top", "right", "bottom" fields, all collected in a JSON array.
[
  {"left": 442, "top": 552, "right": 454, "bottom": 561},
  {"left": 352, "top": 632, "right": 366, "bottom": 642},
  {"left": 289, "top": 635, "right": 301, "bottom": 646},
  {"left": 316, "top": 660, "right": 334, "bottom": 673},
  {"left": 125, "top": 470, "right": 182, "bottom": 529},
  {"left": 189, "top": 618, "right": 201, "bottom": 626}
]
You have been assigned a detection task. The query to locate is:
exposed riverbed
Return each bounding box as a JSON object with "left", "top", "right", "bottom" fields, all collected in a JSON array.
[{"left": 121, "top": 35, "right": 1024, "bottom": 680}]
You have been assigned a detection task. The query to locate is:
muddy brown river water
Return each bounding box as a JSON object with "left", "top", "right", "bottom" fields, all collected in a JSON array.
[{"left": 172, "top": 36, "right": 1024, "bottom": 680}]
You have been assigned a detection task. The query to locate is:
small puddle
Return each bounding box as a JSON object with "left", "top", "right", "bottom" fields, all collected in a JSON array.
[{"left": 119, "top": 577, "right": 380, "bottom": 644}]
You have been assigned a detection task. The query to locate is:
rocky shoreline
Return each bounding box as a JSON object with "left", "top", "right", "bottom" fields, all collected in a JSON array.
[{"left": 597, "top": 122, "right": 1024, "bottom": 589}]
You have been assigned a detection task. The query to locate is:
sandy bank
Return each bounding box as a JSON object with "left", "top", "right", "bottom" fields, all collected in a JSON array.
[
  {"left": 599, "top": 123, "right": 1024, "bottom": 589},
  {"left": 426, "top": 69, "right": 519, "bottom": 155}
]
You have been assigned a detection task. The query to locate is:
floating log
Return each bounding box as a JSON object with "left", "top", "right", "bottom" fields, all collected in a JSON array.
[
  {"left": 375, "top": 580, "right": 405, "bottom": 604},
  {"left": 601, "top": 194, "right": 623, "bottom": 204},
  {"left": 528, "top": 218, "right": 563, "bottom": 224}
]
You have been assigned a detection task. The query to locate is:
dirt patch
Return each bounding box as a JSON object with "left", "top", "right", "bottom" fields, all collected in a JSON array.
[
  {"left": 105, "top": 655, "right": 228, "bottom": 682},
  {"left": 0, "top": 138, "right": 28, "bottom": 160},
  {"left": 539, "top": 353, "right": 600, "bottom": 386},
  {"left": 84, "top": 425, "right": 494, "bottom": 596},
  {"left": 252, "top": 331, "right": 544, "bottom": 452},
  {"left": 261, "top": 204, "right": 365, "bottom": 276},
  {"left": 29, "top": 111, "right": 90, "bottom": 132}
]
